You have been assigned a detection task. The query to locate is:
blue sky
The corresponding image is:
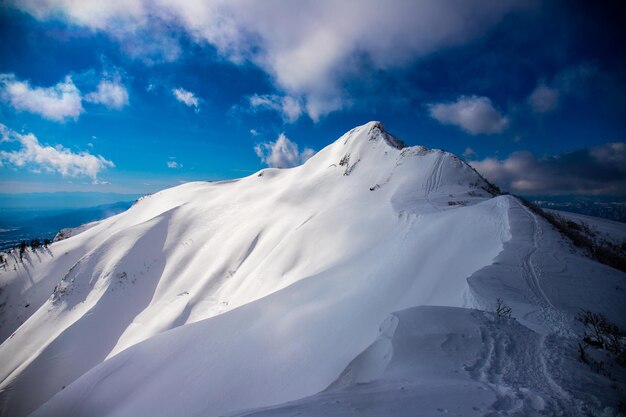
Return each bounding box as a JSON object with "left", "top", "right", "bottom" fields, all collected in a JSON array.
[{"left": 1, "top": 0, "right": 625, "bottom": 198}]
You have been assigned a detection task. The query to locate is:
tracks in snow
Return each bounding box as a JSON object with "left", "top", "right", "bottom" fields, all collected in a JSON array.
[
  {"left": 515, "top": 199, "right": 555, "bottom": 309},
  {"left": 466, "top": 318, "right": 571, "bottom": 415},
  {"left": 422, "top": 153, "right": 445, "bottom": 211},
  {"left": 423, "top": 152, "right": 444, "bottom": 195}
]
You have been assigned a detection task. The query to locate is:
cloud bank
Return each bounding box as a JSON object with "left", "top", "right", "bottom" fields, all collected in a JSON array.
[
  {"left": 255, "top": 133, "right": 315, "bottom": 168},
  {"left": 428, "top": 95, "right": 509, "bottom": 135},
  {"left": 0, "top": 124, "right": 114, "bottom": 181},
  {"left": 470, "top": 142, "right": 626, "bottom": 195},
  {"left": 10, "top": 0, "right": 531, "bottom": 120}
]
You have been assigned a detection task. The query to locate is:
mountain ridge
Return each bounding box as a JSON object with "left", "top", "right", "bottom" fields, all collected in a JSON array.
[{"left": 0, "top": 122, "right": 624, "bottom": 417}]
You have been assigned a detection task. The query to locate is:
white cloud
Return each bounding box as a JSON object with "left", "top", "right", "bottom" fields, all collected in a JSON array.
[
  {"left": 10, "top": 0, "right": 532, "bottom": 120},
  {"left": 463, "top": 147, "right": 477, "bottom": 160},
  {"left": 167, "top": 160, "right": 182, "bottom": 169},
  {"left": 470, "top": 142, "right": 626, "bottom": 195},
  {"left": 249, "top": 94, "right": 303, "bottom": 123},
  {"left": 527, "top": 63, "right": 597, "bottom": 114},
  {"left": 85, "top": 78, "right": 129, "bottom": 109},
  {"left": 249, "top": 129, "right": 259, "bottom": 136},
  {"left": 0, "top": 72, "right": 131, "bottom": 121},
  {"left": 527, "top": 83, "right": 559, "bottom": 113},
  {"left": 0, "top": 73, "right": 83, "bottom": 121},
  {"left": 428, "top": 95, "right": 509, "bottom": 135},
  {"left": 255, "top": 133, "right": 315, "bottom": 168},
  {"left": 172, "top": 87, "right": 199, "bottom": 108},
  {"left": 0, "top": 124, "right": 114, "bottom": 181}
]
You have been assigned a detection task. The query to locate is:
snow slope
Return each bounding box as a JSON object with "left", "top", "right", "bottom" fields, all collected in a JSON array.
[
  {"left": 234, "top": 305, "right": 625, "bottom": 417},
  {"left": 0, "top": 122, "right": 624, "bottom": 416},
  {"left": 547, "top": 209, "right": 626, "bottom": 246}
]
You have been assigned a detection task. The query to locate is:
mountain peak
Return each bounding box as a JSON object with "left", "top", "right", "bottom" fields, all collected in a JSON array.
[
  {"left": 292, "top": 121, "right": 500, "bottom": 215},
  {"left": 342, "top": 121, "right": 406, "bottom": 150},
  {"left": 2, "top": 121, "right": 624, "bottom": 417}
]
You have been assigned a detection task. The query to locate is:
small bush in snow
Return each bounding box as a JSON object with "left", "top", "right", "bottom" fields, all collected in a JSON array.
[
  {"left": 577, "top": 310, "right": 626, "bottom": 366},
  {"left": 518, "top": 197, "right": 626, "bottom": 273},
  {"left": 495, "top": 297, "right": 512, "bottom": 318},
  {"left": 18, "top": 241, "right": 27, "bottom": 261}
]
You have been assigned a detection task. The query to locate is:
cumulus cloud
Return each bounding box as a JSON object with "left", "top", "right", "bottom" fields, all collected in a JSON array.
[
  {"left": 85, "top": 77, "right": 129, "bottom": 109},
  {"left": 0, "top": 72, "right": 130, "bottom": 120},
  {"left": 0, "top": 73, "right": 83, "bottom": 121},
  {"left": 167, "top": 160, "right": 182, "bottom": 169},
  {"left": 0, "top": 124, "right": 114, "bottom": 181},
  {"left": 528, "top": 83, "right": 559, "bottom": 113},
  {"left": 173, "top": 87, "right": 199, "bottom": 108},
  {"left": 249, "top": 94, "right": 303, "bottom": 123},
  {"left": 9, "top": 0, "right": 532, "bottom": 120},
  {"left": 528, "top": 63, "right": 597, "bottom": 114},
  {"left": 255, "top": 133, "right": 315, "bottom": 168},
  {"left": 470, "top": 142, "right": 626, "bottom": 195},
  {"left": 428, "top": 95, "right": 509, "bottom": 135}
]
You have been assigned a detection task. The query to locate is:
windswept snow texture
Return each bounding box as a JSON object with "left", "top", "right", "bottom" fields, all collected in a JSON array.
[
  {"left": 231, "top": 307, "right": 580, "bottom": 417},
  {"left": 1, "top": 122, "right": 625, "bottom": 417}
]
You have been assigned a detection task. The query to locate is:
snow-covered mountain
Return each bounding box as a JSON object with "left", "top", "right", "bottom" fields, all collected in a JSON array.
[{"left": 1, "top": 122, "right": 624, "bottom": 416}]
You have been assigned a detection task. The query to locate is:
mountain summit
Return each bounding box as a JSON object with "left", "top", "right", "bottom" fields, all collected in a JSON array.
[{"left": 1, "top": 122, "right": 624, "bottom": 417}]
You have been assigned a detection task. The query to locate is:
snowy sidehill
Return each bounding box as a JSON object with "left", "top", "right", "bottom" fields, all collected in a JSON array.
[{"left": 0, "top": 122, "right": 624, "bottom": 416}]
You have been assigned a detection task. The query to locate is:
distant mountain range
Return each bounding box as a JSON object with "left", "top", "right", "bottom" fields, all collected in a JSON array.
[
  {"left": 0, "top": 201, "right": 135, "bottom": 252},
  {"left": 530, "top": 195, "right": 626, "bottom": 223}
]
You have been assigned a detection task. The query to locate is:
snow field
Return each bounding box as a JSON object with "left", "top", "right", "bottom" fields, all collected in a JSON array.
[{"left": 0, "top": 122, "right": 624, "bottom": 416}]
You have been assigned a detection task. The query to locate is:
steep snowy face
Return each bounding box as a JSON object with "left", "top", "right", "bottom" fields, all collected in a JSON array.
[
  {"left": 284, "top": 121, "right": 497, "bottom": 220},
  {"left": 0, "top": 122, "right": 511, "bottom": 417}
]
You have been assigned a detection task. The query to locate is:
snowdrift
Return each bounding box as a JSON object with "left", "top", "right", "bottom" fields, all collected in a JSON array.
[{"left": 0, "top": 122, "right": 624, "bottom": 416}]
